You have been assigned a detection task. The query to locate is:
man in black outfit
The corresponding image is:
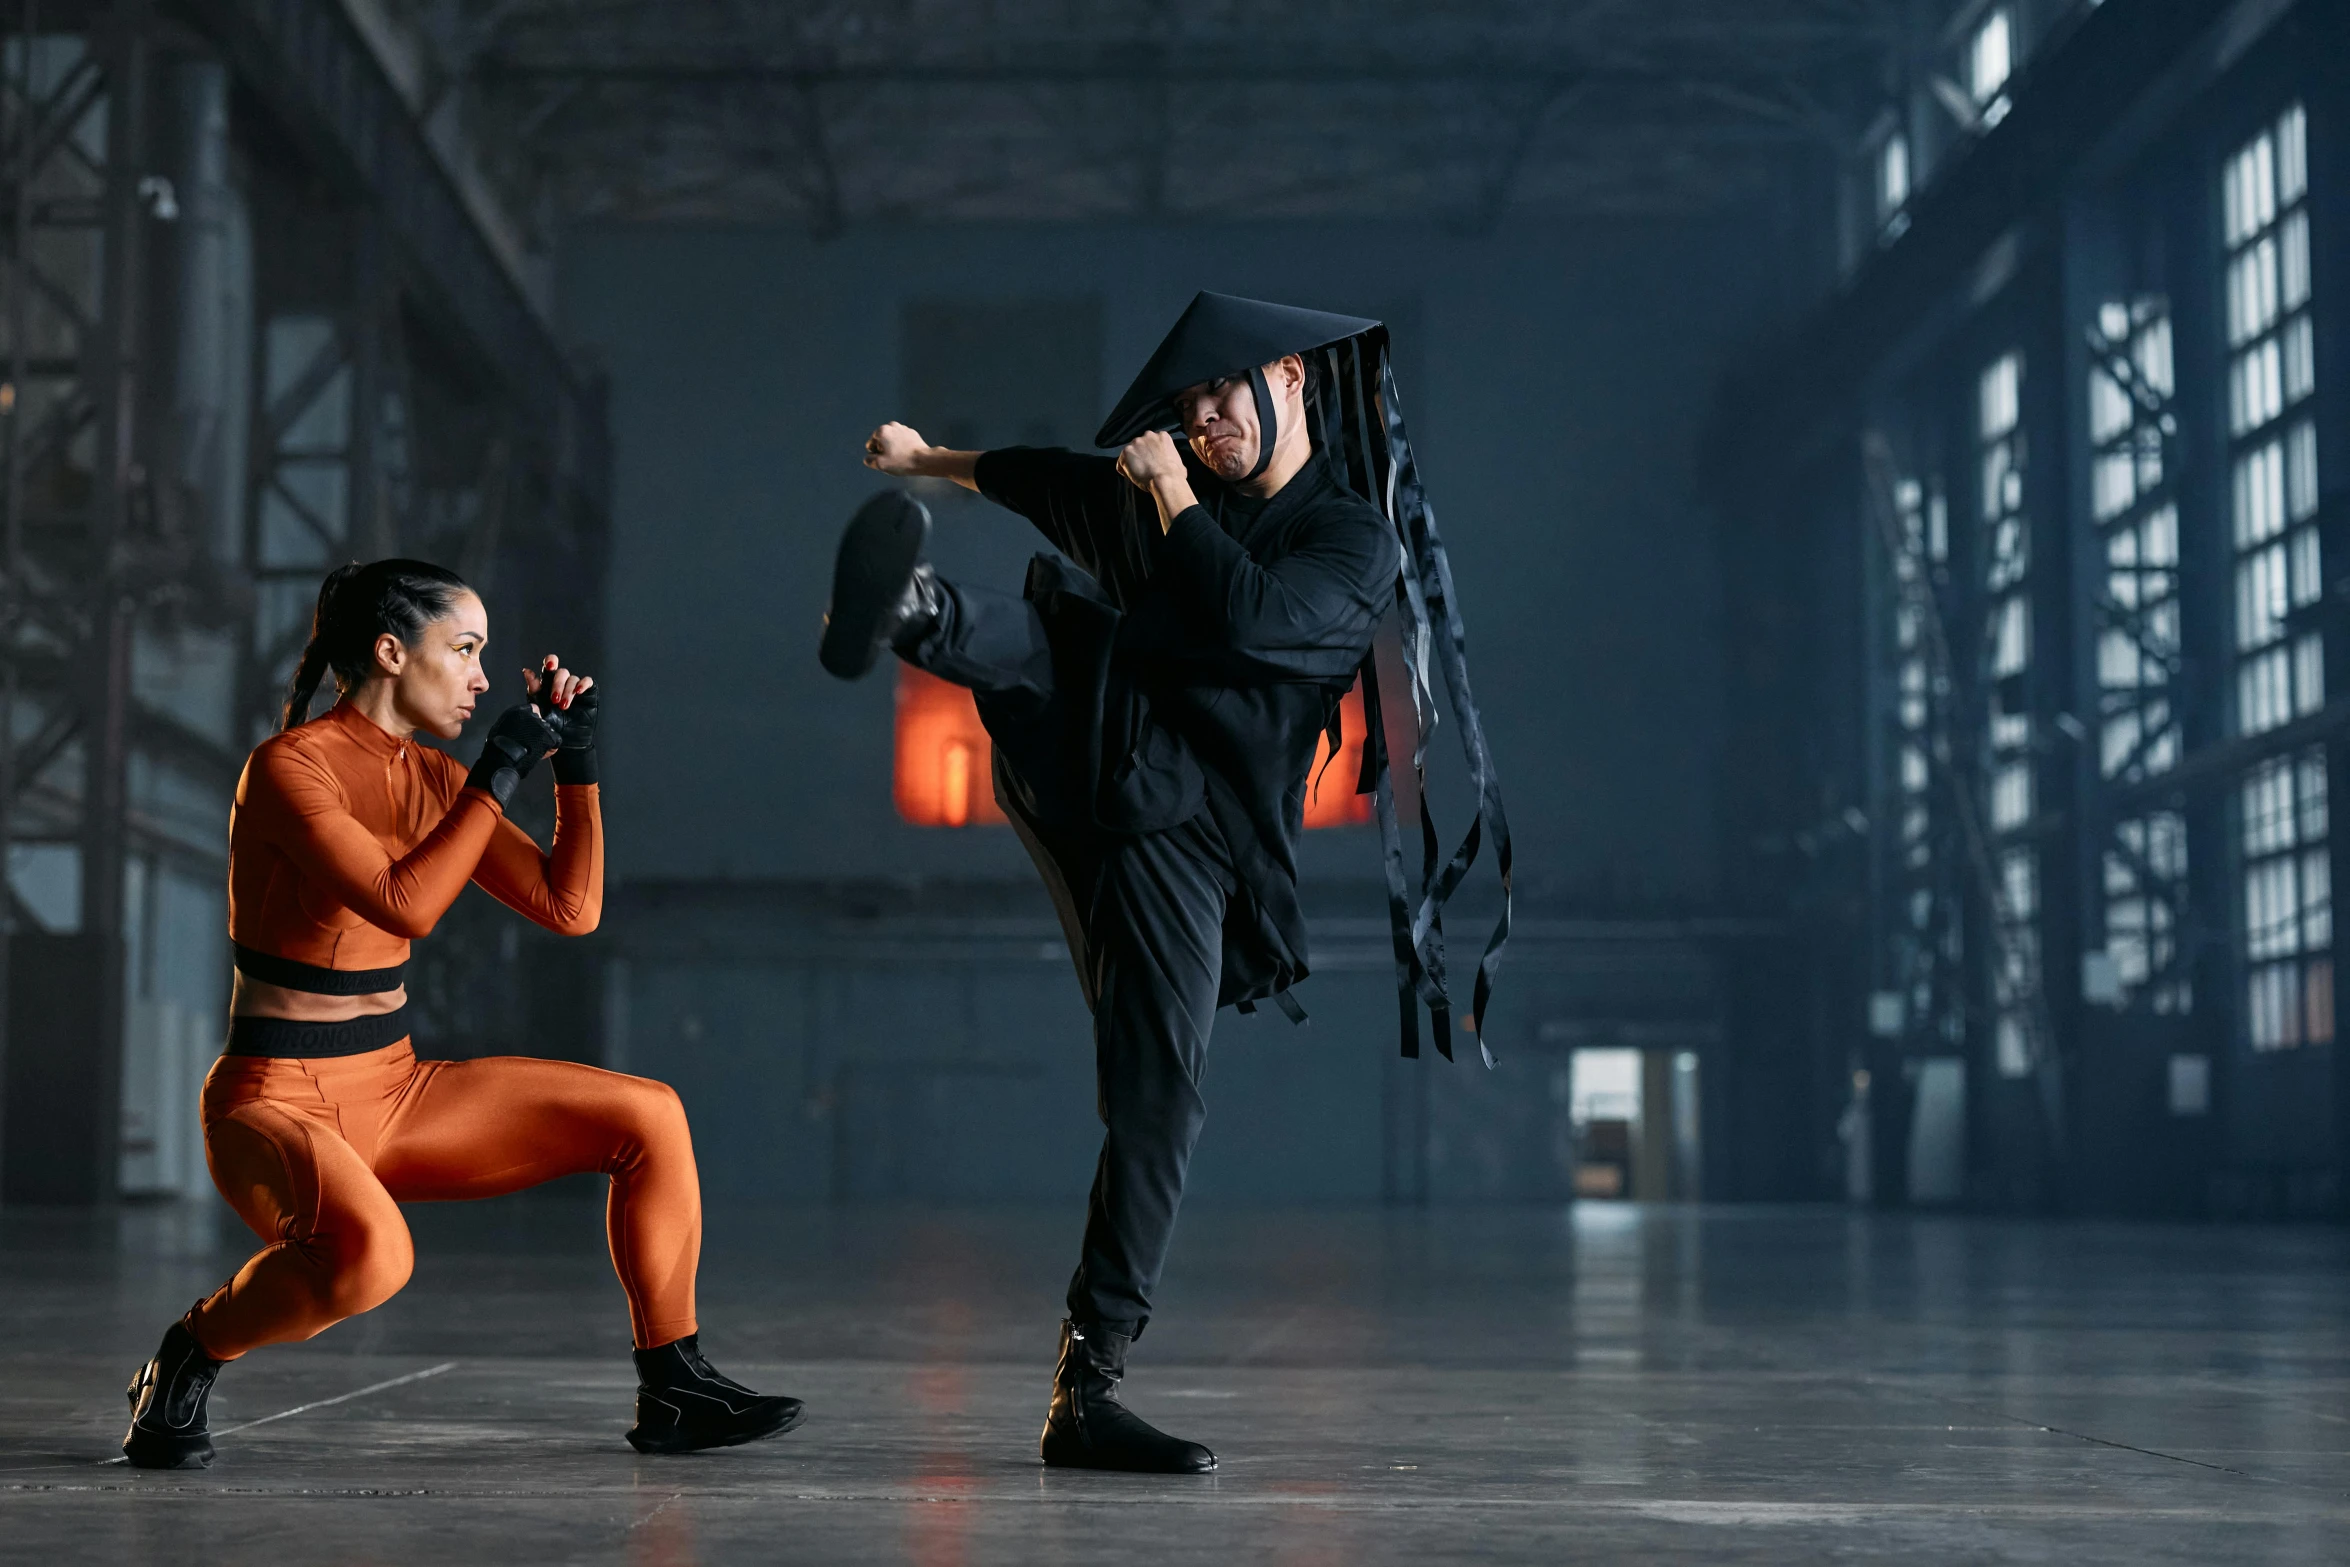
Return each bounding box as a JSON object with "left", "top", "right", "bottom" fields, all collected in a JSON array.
[{"left": 819, "top": 295, "right": 1420, "bottom": 1473}]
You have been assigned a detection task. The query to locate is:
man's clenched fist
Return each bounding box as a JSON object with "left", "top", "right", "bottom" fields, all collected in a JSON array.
[
  {"left": 1116, "top": 429, "right": 1184, "bottom": 490},
  {"left": 864, "top": 422, "right": 930, "bottom": 475}
]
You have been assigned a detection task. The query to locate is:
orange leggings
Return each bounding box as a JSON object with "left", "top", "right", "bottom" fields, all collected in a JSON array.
[{"left": 189, "top": 1042, "right": 701, "bottom": 1360}]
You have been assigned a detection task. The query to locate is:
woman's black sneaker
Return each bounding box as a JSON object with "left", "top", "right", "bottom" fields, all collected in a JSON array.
[
  {"left": 626, "top": 1335, "right": 804, "bottom": 1454},
  {"left": 122, "top": 1314, "right": 225, "bottom": 1470}
]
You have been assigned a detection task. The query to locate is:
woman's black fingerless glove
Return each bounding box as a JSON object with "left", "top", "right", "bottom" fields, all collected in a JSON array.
[
  {"left": 466, "top": 703, "right": 559, "bottom": 807},
  {"left": 541, "top": 685, "right": 600, "bottom": 785}
]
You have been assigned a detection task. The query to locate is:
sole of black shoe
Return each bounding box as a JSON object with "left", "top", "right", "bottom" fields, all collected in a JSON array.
[
  {"left": 627, "top": 1397, "right": 806, "bottom": 1455},
  {"left": 1039, "top": 1426, "right": 1217, "bottom": 1474},
  {"left": 818, "top": 490, "right": 931, "bottom": 680},
  {"left": 121, "top": 1429, "right": 215, "bottom": 1469}
]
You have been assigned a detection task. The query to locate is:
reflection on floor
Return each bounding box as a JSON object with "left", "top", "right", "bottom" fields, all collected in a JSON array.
[{"left": 0, "top": 1199, "right": 2345, "bottom": 1564}]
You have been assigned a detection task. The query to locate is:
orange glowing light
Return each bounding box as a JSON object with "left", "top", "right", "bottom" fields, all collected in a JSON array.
[
  {"left": 896, "top": 666, "right": 1371, "bottom": 830},
  {"left": 1303, "top": 677, "right": 1373, "bottom": 829},
  {"left": 895, "top": 665, "right": 1008, "bottom": 827}
]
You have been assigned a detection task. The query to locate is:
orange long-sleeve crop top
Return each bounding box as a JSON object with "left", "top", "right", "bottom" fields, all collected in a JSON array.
[{"left": 228, "top": 700, "right": 602, "bottom": 977}]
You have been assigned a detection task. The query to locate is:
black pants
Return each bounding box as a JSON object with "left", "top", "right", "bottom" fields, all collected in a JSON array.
[{"left": 904, "top": 579, "right": 1231, "bottom": 1335}]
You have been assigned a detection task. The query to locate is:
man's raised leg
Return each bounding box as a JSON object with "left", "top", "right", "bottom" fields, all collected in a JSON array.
[{"left": 819, "top": 490, "right": 1054, "bottom": 703}]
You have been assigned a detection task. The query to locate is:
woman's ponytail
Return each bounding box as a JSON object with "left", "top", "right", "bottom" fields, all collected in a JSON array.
[
  {"left": 281, "top": 562, "right": 365, "bottom": 731},
  {"left": 278, "top": 558, "right": 470, "bottom": 731}
]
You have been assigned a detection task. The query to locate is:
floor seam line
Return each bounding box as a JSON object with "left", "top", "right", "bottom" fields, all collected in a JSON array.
[
  {"left": 95, "top": 1361, "right": 461, "bottom": 1468},
  {"left": 1865, "top": 1378, "right": 2303, "bottom": 1488}
]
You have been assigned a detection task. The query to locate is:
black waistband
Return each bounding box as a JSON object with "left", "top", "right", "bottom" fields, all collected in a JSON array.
[
  {"left": 234, "top": 943, "right": 406, "bottom": 997},
  {"left": 224, "top": 1006, "right": 412, "bottom": 1059}
]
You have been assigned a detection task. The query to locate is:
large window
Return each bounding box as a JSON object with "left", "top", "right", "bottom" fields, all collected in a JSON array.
[
  {"left": 2088, "top": 298, "right": 2189, "bottom": 1011},
  {"left": 1968, "top": 8, "right": 2014, "bottom": 129},
  {"left": 2227, "top": 105, "right": 2320, "bottom": 735},
  {"left": 2242, "top": 752, "right": 2330, "bottom": 1048},
  {"left": 1873, "top": 128, "right": 1912, "bottom": 244},
  {"left": 1888, "top": 474, "right": 1962, "bottom": 1046},
  {"left": 1878, "top": 133, "right": 1910, "bottom": 224},
  {"left": 2224, "top": 104, "right": 2330, "bottom": 1049},
  {"left": 1980, "top": 350, "right": 2037, "bottom": 1077}
]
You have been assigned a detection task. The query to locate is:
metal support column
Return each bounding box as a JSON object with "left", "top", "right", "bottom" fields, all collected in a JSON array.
[
  {"left": 0, "top": 0, "right": 29, "bottom": 1186},
  {"left": 347, "top": 208, "right": 388, "bottom": 559},
  {"left": 71, "top": 0, "right": 151, "bottom": 1204}
]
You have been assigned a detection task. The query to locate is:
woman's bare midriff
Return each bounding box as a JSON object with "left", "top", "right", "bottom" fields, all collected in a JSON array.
[{"left": 230, "top": 971, "right": 409, "bottom": 1023}]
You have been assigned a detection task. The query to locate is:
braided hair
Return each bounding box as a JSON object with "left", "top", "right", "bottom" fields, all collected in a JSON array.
[{"left": 280, "top": 558, "right": 473, "bottom": 730}]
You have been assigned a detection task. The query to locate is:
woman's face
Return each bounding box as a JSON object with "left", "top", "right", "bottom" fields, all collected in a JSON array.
[{"left": 376, "top": 591, "right": 492, "bottom": 740}]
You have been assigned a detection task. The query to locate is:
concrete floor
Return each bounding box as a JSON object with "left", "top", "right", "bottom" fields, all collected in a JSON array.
[{"left": 0, "top": 1198, "right": 2343, "bottom": 1564}]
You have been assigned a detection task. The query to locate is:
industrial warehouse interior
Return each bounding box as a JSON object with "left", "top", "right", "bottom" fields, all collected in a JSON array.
[{"left": 1, "top": 0, "right": 2346, "bottom": 1561}]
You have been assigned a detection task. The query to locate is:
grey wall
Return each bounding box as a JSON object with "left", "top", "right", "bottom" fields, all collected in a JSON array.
[
  {"left": 560, "top": 212, "right": 1797, "bottom": 907},
  {"left": 600, "top": 884, "right": 1736, "bottom": 1207},
  {"left": 607, "top": 907, "right": 1395, "bottom": 1206}
]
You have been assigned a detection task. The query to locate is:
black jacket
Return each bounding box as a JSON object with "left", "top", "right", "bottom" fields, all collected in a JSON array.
[{"left": 973, "top": 445, "right": 1399, "bottom": 1009}]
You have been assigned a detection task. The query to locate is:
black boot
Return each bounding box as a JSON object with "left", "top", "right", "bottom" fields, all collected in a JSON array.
[
  {"left": 1039, "top": 1318, "right": 1216, "bottom": 1473},
  {"left": 122, "top": 1313, "right": 225, "bottom": 1470},
  {"left": 820, "top": 490, "right": 941, "bottom": 679},
  {"left": 625, "top": 1334, "right": 804, "bottom": 1454}
]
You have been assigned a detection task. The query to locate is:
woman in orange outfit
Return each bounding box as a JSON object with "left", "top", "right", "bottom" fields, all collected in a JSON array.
[{"left": 121, "top": 558, "right": 802, "bottom": 1469}]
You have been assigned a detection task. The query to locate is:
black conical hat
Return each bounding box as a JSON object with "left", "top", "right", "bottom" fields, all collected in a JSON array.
[{"left": 1095, "top": 291, "right": 1382, "bottom": 447}]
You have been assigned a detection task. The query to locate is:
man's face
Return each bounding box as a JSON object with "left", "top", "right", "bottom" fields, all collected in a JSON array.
[
  {"left": 1174, "top": 374, "right": 1262, "bottom": 481},
  {"left": 1172, "top": 356, "right": 1303, "bottom": 482}
]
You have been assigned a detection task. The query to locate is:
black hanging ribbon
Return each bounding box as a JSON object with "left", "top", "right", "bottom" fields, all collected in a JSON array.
[
  {"left": 1380, "top": 345, "right": 1511, "bottom": 1069},
  {"left": 1317, "top": 335, "right": 1513, "bottom": 1068},
  {"left": 1355, "top": 644, "right": 1422, "bottom": 1058}
]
